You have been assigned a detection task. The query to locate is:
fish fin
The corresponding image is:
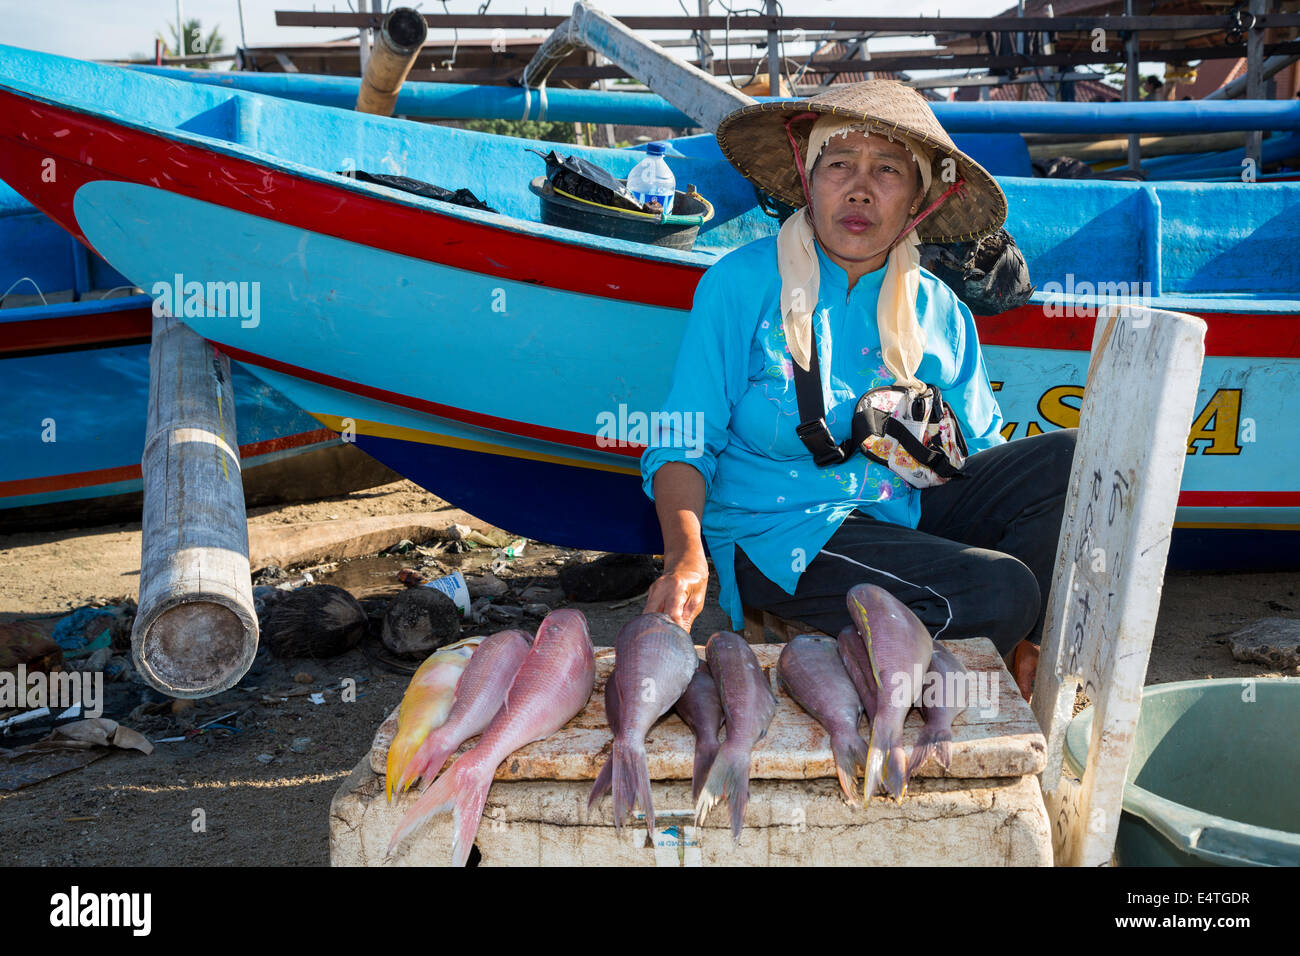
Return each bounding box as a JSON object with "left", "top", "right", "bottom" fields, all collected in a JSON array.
[
  {"left": 694, "top": 743, "right": 750, "bottom": 842},
  {"left": 449, "top": 774, "right": 492, "bottom": 869},
  {"left": 387, "top": 754, "right": 465, "bottom": 857},
  {"left": 909, "top": 727, "right": 954, "bottom": 785},
  {"left": 587, "top": 753, "right": 613, "bottom": 812},
  {"left": 863, "top": 719, "right": 908, "bottom": 804},
  {"left": 930, "top": 643, "right": 965, "bottom": 673},
  {"left": 935, "top": 737, "right": 952, "bottom": 771},
  {"left": 611, "top": 739, "right": 653, "bottom": 834},
  {"left": 830, "top": 731, "right": 869, "bottom": 804},
  {"left": 691, "top": 742, "right": 719, "bottom": 803}
]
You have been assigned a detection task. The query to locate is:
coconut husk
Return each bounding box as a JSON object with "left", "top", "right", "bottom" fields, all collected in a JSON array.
[
  {"left": 262, "top": 585, "right": 367, "bottom": 659},
  {"left": 381, "top": 588, "right": 461, "bottom": 659}
]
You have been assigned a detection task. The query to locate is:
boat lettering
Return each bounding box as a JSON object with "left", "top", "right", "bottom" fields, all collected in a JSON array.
[{"left": 989, "top": 382, "right": 1244, "bottom": 454}]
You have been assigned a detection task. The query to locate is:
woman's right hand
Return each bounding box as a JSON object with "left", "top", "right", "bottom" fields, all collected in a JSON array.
[
  {"left": 644, "top": 552, "right": 709, "bottom": 633},
  {"left": 645, "top": 462, "right": 710, "bottom": 632}
]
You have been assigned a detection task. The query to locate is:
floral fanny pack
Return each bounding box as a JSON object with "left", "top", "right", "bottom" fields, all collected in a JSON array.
[{"left": 791, "top": 326, "right": 969, "bottom": 488}]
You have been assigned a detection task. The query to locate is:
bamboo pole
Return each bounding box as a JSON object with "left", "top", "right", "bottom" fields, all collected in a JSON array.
[
  {"left": 1027, "top": 131, "right": 1250, "bottom": 162},
  {"left": 131, "top": 310, "right": 259, "bottom": 699},
  {"left": 355, "top": 7, "right": 428, "bottom": 116}
]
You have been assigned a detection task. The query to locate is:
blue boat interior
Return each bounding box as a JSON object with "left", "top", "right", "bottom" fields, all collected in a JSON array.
[
  {"left": 0, "top": 182, "right": 134, "bottom": 305},
  {"left": 3, "top": 43, "right": 1300, "bottom": 314}
]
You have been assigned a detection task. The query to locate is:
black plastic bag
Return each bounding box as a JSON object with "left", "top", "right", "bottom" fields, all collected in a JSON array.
[
  {"left": 340, "top": 170, "right": 496, "bottom": 212},
  {"left": 919, "top": 228, "right": 1035, "bottom": 316},
  {"left": 526, "top": 148, "right": 649, "bottom": 212}
]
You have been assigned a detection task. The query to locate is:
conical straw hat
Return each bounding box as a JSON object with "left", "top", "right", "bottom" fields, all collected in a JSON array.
[{"left": 716, "top": 80, "right": 1008, "bottom": 244}]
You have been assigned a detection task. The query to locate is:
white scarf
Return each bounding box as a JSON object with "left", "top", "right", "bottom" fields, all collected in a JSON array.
[{"left": 777, "top": 117, "right": 934, "bottom": 391}]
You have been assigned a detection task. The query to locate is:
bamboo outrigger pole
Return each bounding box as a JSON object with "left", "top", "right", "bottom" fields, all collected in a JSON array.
[
  {"left": 523, "top": 1, "right": 752, "bottom": 133},
  {"left": 131, "top": 311, "right": 259, "bottom": 698},
  {"left": 355, "top": 6, "right": 428, "bottom": 116}
]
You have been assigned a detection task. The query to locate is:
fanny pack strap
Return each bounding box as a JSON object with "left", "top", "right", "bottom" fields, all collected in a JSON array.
[{"left": 792, "top": 320, "right": 855, "bottom": 467}]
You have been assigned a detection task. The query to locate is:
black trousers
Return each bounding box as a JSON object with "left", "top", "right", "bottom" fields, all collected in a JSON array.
[{"left": 734, "top": 428, "right": 1077, "bottom": 657}]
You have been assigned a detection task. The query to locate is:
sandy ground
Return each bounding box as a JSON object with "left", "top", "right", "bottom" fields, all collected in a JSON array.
[{"left": 0, "top": 479, "right": 1295, "bottom": 866}]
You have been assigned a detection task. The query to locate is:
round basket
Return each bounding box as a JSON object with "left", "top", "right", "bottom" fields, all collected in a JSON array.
[{"left": 529, "top": 176, "right": 714, "bottom": 251}]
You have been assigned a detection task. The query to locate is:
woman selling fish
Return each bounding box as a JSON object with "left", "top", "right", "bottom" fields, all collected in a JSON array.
[{"left": 640, "top": 82, "right": 1076, "bottom": 698}]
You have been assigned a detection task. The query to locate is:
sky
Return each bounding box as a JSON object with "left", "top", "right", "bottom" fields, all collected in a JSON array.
[{"left": 0, "top": 0, "right": 1016, "bottom": 62}]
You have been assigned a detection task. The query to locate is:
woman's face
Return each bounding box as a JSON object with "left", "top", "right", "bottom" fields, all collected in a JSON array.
[{"left": 807, "top": 130, "right": 926, "bottom": 283}]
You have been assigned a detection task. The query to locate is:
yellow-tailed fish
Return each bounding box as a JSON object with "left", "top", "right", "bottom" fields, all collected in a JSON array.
[
  {"left": 846, "top": 583, "right": 934, "bottom": 803},
  {"left": 386, "top": 636, "right": 482, "bottom": 802}
]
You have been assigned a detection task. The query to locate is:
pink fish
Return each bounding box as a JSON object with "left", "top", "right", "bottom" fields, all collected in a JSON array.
[
  {"left": 907, "top": 643, "right": 969, "bottom": 784},
  {"left": 394, "top": 628, "right": 533, "bottom": 797},
  {"left": 847, "top": 584, "right": 934, "bottom": 803},
  {"left": 388, "top": 609, "right": 595, "bottom": 866},
  {"left": 674, "top": 661, "right": 724, "bottom": 802},
  {"left": 585, "top": 666, "right": 623, "bottom": 812},
  {"left": 588, "top": 613, "right": 697, "bottom": 834},
  {"left": 694, "top": 632, "right": 776, "bottom": 841}
]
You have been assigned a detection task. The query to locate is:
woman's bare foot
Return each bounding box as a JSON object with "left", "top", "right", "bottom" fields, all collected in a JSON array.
[{"left": 1004, "top": 640, "right": 1039, "bottom": 702}]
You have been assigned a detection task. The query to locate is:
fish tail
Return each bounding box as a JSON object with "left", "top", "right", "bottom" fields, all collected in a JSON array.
[
  {"left": 864, "top": 720, "right": 908, "bottom": 804},
  {"left": 611, "top": 739, "right": 653, "bottom": 833},
  {"left": 695, "top": 744, "right": 751, "bottom": 842},
  {"left": 399, "top": 730, "right": 454, "bottom": 800},
  {"left": 830, "top": 731, "right": 870, "bottom": 804},
  {"left": 449, "top": 774, "right": 492, "bottom": 869},
  {"left": 691, "top": 741, "right": 719, "bottom": 804},
  {"left": 587, "top": 753, "right": 613, "bottom": 812},
  {"left": 385, "top": 737, "right": 420, "bottom": 804},
  {"left": 387, "top": 754, "right": 486, "bottom": 863},
  {"left": 907, "top": 728, "right": 953, "bottom": 785}
]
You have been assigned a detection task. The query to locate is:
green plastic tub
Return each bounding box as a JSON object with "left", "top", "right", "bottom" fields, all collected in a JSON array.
[{"left": 1065, "top": 678, "right": 1300, "bottom": 866}]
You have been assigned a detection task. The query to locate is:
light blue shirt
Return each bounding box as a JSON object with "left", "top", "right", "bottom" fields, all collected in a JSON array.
[{"left": 640, "top": 234, "right": 1006, "bottom": 630}]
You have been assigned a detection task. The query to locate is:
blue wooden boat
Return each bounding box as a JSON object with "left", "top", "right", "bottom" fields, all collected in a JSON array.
[
  {"left": 1, "top": 45, "right": 1295, "bottom": 566},
  {"left": 0, "top": 182, "right": 395, "bottom": 530},
  {"left": 139, "top": 63, "right": 1300, "bottom": 183}
]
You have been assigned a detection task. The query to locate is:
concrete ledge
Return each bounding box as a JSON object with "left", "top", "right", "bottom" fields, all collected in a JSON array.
[{"left": 248, "top": 510, "right": 496, "bottom": 571}]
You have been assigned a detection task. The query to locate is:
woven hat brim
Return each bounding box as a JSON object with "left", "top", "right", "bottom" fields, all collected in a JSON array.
[{"left": 716, "top": 100, "right": 1008, "bottom": 245}]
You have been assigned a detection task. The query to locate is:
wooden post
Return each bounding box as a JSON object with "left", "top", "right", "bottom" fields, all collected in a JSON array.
[
  {"left": 696, "top": 0, "right": 713, "bottom": 75},
  {"left": 356, "top": 7, "right": 428, "bottom": 116},
  {"left": 131, "top": 311, "right": 259, "bottom": 699},
  {"left": 765, "top": 0, "right": 780, "bottom": 97},
  {"left": 1124, "top": 0, "right": 1141, "bottom": 175},
  {"left": 1245, "top": 0, "right": 1269, "bottom": 170}
]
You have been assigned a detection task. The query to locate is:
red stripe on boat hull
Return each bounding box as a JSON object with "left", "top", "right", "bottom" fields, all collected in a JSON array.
[
  {"left": 214, "top": 342, "right": 644, "bottom": 459},
  {"left": 975, "top": 305, "right": 1300, "bottom": 357},
  {"left": 0, "top": 88, "right": 703, "bottom": 310},
  {"left": 0, "top": 305, "right": 153, "bottom": 356},
  {"left": 0, "top": 428, "right": 340, "bottom": 499}
]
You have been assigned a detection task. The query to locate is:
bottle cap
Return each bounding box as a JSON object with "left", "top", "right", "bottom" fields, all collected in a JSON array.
[{"left": 646, "top": 142, "right": 666, "bottom": 156}]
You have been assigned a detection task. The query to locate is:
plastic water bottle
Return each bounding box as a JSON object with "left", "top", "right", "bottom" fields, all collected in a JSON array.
[{"left": 626, "top": 143, "right": 676, "bottom": 214}]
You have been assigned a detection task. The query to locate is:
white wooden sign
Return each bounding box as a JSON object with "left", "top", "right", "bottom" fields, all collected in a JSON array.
[{"left": 1032, "top": 304, "right": 1206, "bottom": 867}]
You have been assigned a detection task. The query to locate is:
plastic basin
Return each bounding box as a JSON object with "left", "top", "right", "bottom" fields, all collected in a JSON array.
[{"left": 1064, "top": 678, "right": 1300, "bottom": 866}]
